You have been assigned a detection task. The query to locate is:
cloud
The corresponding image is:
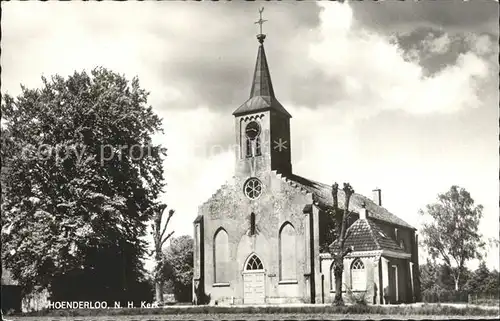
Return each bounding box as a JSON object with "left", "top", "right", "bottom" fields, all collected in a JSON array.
[
  {"left": 286, "top": 1, "right": 495, "bottom": 119},
  {"left": 1, "top": 1, "right": 321, "bottom": 112},
  {"left": 283, "top": 2, "right": 499, "bottom": 269},
  {"left": 349, "top": 0, "right": 499, "bottom": 36},
  {"left": 424, "top": 33, "right": 452, "bottom": 54}
]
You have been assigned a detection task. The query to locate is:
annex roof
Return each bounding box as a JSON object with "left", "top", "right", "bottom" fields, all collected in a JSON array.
[{"left": 329, "top": 218, "right": 406, "bottom": 253}]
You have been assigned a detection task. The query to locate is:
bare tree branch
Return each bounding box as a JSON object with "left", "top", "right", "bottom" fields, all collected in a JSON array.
[
  {"left": 328, "top": 182, "right": 355, "bottom": 306},
  {"left": 147, "top": 202, "right": 176, "bottom": 303},
  {"left": 160, "top": 209, "right": 174, "bottom": 242},
  {"left": 160, "top": 231, "right": 175, "bottom": 248},
  {"left": 342, "top": 245, "right": 354, "bottom": 258},
  {"left": 339, "top": 183, "right": 354, "bottom": 250}
]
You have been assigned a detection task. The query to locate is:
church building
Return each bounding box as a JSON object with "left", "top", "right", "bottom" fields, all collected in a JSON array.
[{"left": 193, "top": 26, "right": 420, "bottom": 306}]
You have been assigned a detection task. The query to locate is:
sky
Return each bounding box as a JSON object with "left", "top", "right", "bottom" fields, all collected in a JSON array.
[{"left": 2, "top": 0, "right": 499, "bottom": 271}]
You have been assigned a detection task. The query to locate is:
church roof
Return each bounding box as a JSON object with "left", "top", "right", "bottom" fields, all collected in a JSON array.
[
  {"left": 329, "top": 218, "right": 406, "bottom": 253},
  {"left": 277, "top": 172, "right": 415, "bottom": 230},
  {"left": 234, "top": 95, "right": 291, "bottom": 118},
  {"left": 233, "top": 35, "right": 292, "bottom": 118}
]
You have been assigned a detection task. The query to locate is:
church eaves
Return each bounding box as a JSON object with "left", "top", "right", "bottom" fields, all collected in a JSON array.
[
  {"left": 233, "top": 34, "right": 292, "bottom": 118},
  {"left": 276, "top": 172, "right": 415, "bottom": 230}
]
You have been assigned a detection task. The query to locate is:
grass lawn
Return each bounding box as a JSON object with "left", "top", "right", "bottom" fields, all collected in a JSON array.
[
  {"left": 4, "top": 304, "right": 499, "bottom": 320},
  {"left": 3, "top": 314, "right": 498, "bottom": 321}
]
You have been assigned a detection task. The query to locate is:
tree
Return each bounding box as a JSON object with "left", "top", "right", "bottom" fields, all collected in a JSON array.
[
  {"left": 328, "top": 182, "right": 355, "bottom": 306},
  {"left": 146, "top": 203, "right": 175, "bottom": 304},
  {"left": 420, "top": 259, "right": 440, "bottom": 294},
  {"left": 483, "top": 269, "right": 499, "bottom": 297},
  {"left": 1, "top": 68, "right": 166, "bottom": 301},
  {"left": 488, "top": 237, "right": 500, "bottom": 248},
  {"left": 465, "top": 262, "right": 490, "bottom": 294},
  {"left": 420, "top": 259, "right": 473, "bottom": 302},
  {"left": 419, "top": 186, "right": 485, "bottom": 291},
  {"left": 420, "top": 260, "right": 462, "bottom": 293},
  {"left": 162, "top": 235, "right": 194, "bottom": 302},
  {"left": 463, "top": 262, "right": 499, "bottom": 299}
]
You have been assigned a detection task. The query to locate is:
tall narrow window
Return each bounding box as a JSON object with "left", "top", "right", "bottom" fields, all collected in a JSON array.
[
  {"left": 245, "top": 121, "right": 261, "bottom": 158},
  {"left": 246, "top": 138, "right": 252, "bottom": 158},
  {"left": 194, "top": 224, "right": 201, "bottom": 278},
  {"left": 214, "top": 228, "right": 229, "bottom": 283},
  {"left": 255, "top": 137, "right": 262, "bottom": 156},
  {"left": 250, "top": 213, "right": 256, "bottom": 235},
  {"left": 351, "top": 258, "right": 366, "bottom": 291},
  {"left": 330, "top": 262, "right": 337, "bottom": 291},
  {"left": 279, "top": 222, "right": 297, "bottom": 280}
]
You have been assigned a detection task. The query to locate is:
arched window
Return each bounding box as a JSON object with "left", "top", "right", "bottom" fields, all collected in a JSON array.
[
  {"left": 194, "top": 224, "right": 201, "bottom": 278},
  {"left": 350, "top": 258, "right": 366, "bottom": 291},
  {"left": 330, "top": 262, "right": 336, "bottom": 291},
  {"left": 279, "top": 222, "right": 297, "bottom": 280},
  {"left": 245, "top": 254, "right": 264, "bottom": 270},
  {"left": 250, "top": 213, "right": 256, "bottom": 236},
  {"left": 214, "top": 228, "right": 229, "bottom": 283},
  {"left": 245, "top": 121, "right": 261, "bottom": 158},
  {"left": 246, "top": 137, "right": 262, "bottom": 157}
]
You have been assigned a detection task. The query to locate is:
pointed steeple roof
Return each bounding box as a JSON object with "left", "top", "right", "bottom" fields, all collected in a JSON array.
[
  {"left": 250, "top": 35, "right": 275, "bottom": 98},
  {"left": 233, "top": 34, "right": 291, "bottom": 118}
]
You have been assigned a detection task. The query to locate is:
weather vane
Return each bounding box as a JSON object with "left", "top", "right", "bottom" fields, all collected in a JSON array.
[{"left": 255, "top": 7, "right": 267, "bottom": 36}]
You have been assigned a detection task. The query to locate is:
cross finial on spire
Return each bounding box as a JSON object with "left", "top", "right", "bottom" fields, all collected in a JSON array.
[{"left": 255, "top": 7, "right": 267, "bottom": 44}]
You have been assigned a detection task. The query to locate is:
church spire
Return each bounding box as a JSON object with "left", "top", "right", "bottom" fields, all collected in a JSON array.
[
  {"left": 250, "top": 7, "right": 274, "bottom": 99},
  {"left": 233, "top": 8, "right": 291, "bottom": 118},
  {"left": 250, "top": 40, "right": 275, "bottom": 98}
]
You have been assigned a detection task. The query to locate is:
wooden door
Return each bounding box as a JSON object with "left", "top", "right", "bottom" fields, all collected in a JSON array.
[{"left": 243, "top": 272, "right": 265, "bottom": 304}]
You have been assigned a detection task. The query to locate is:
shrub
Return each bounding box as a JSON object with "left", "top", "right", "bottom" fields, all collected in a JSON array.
[
  {"left": 345, "top": 283, "right": 368, "bottom": 305},
  {"left": 422, "top": 286, "right": 469, "bottom": 303}
]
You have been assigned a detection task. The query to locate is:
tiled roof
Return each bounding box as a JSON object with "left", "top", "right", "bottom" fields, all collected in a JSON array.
[
  {"left": 233, "top": 42, "right": 291, "bottom": 118},
  {"left": 329, "top": 218, "right": 405, "bottom": 253},
  {"left": 367, "top": 219, "right": 406, "bottom": 252},
  {"left": 278, "top": 173, "right": 415, "bottom": 229},
  {"left": 330, "top": 219, "right": 379, "bottom": 252}
]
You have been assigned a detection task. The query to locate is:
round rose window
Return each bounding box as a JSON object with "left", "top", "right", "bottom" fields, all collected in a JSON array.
[{"left": 244, "top": 177, "right": 263, "bottom": 200}]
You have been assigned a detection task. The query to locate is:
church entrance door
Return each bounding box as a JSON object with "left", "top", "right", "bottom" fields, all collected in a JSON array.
[{"left": 243, "top": 254, "right": 266, "bottom": 304}]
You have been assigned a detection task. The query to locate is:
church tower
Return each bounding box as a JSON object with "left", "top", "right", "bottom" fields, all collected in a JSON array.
[{"left": 233, "top": 24, "right": 292, "bottom": 178}]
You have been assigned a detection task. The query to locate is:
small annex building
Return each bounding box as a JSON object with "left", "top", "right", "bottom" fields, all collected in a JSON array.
[{"left": 192, "top": 29, "right": 420, "bottom": 306}]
